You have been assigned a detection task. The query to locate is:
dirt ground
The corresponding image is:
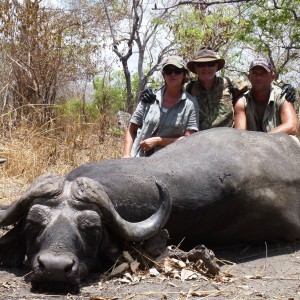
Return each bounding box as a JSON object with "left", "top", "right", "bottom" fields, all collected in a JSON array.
[{"left": 0, "top": 241, "right": 299, "bottom": 300}]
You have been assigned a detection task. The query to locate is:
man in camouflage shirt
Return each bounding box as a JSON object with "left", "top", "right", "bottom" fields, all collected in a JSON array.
[{"left": 186, "top": 47, "right": 250, "bottom": 130}]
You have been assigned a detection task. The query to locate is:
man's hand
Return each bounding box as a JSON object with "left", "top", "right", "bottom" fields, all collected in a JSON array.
[
  {"left": 140, "top": 88, "right": 156, "bottom": 103},
  {"left": 280, "top": 84, "right": 296, "bottom": 103}
]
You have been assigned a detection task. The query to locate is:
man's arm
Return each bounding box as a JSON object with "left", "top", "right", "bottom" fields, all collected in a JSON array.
[
  {"left": 269, "top": 101, "right": 298, "bottom": 135},
  {"left": 233, "top": 98, "right": 247, "bottom": 129}
]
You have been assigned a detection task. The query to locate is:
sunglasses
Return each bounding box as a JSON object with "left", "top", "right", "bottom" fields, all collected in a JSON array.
[
  {"left": 163, "top": 68, "right": 184, "bottom": 75},
  {"left": 199, "top": 46, "right": 214, "bottom": 50},
  {"left": 195, "top": 61, "right": 217, "bottom": 68}
]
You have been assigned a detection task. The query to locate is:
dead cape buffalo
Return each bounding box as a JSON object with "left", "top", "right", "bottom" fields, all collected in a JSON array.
[{"left": 0, "top": 127, "right": 300, "bottom": 293}]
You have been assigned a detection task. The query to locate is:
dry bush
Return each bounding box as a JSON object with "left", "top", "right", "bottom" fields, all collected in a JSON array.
[{"left": 0, "top": 108, "right": 125, "bottom": 205}]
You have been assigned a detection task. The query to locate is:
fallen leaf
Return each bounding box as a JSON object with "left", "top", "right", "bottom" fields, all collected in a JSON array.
[
  {"left": 110, "top": 262, "right": 129, "bottom": 276},
  {"left": 190, "top": 291, "right": 211, "bottom": 297},
  {"left": 149, "top": 267, "right": 160, "bottom": 277},
  {"left": 124, "top": 272, "right": 134, "bottom": 281},
  {"left": 130, "top": 260, "right": 140, "bottom": 273},
  {"left": 118, "top": 278, "right": 131, "bottom": 284},
  {"left": 164, "top": 265, "right": 173, "bottom": 273},
  {"left": 181, "top": 269, "right": 198, "bottom": 281},
  {"left": 123, "top": 251, "right": 134, "bottom": 263},
  {"left": 172, "top": 271, "right": 181, "bottom": 279},
  {"left": 171, "top": 258, "right": 186, "bottom": 268},
  {"left": 167, "top": 282, "right": 178, "bottom": 287}
]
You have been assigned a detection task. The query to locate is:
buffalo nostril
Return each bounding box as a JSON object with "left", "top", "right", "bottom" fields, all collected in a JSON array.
[
  {"left": 38, "top": 259, "right": 45, "bottom": 272},
  {"left": 38, "top": 253, "right": 77, "bottom": 280},
  {"left": 64, "top": 260, "right": 75, "bottom": 273}
]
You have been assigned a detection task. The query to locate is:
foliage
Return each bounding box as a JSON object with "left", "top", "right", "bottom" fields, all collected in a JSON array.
[
  {"left": 172, "top": 4, "right": 253, "bottom": 77},
  {"left": 92, "top": 69, "right": 162, "bottom": 112},
  {"left": 0, "top": 110, "right": 123, "bottom": 190},
  {"left": 0, "top": 0, "right": 299, "bottom": 118},
  {"left": 170, "top": 0, "right": 299, "bottom": 86},
  {"left": 93, "top": 71, "right": 128, "bottom": 113},
  {"left": 235, "top": 0, "right": 300, "bottom": 79},
  {"left": 172, "top": 6, "right": 242, "bottom": 57},
  {"left": 55, "top": 99, "right": 100, "bottom": 121}
]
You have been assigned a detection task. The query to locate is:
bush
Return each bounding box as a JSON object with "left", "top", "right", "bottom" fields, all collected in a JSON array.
[
  {"left": 93, "top": 72, "right": 127, "bottom": 113},
  {"left": 55, "top": 98, "right": 101, "bottom": 121}
]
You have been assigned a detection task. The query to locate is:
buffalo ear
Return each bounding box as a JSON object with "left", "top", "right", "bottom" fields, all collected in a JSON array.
[{"left": 0, "top": 220, "right": 26, "bottom": 267}]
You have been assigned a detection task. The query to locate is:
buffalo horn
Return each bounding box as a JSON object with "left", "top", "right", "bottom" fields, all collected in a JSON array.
[
  {"left": 72, "top": 177, "right": 172, "bottom": 242},
  {"left": 0, "top": 174, "right": 65, "bottom": 226}
]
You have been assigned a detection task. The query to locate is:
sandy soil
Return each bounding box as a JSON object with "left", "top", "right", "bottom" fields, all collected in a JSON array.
[{"left": 0, "top": 241, "right": 299, "bottom": 300}]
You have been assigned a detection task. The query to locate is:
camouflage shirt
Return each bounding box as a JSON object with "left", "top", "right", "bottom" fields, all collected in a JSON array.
[{"left": 186, "top": 76, "right": 250, "bottom": 130}]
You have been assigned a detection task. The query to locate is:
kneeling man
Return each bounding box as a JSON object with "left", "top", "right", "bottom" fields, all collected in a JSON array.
[{"left": 234, "top": 57, "right": 298, "bottom": 135}]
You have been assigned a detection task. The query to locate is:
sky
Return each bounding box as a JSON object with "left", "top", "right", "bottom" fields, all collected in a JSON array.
[{"left": 42, "top": 0, "right": 66, "bottom": 9}]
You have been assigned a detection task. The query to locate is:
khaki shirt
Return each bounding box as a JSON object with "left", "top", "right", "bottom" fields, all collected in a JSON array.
[
  {"left": 241, "top": 85, "right": 285, "bottom": 132},
  {"left": 130, "top": 87, "right": 199, "bottom": 157},
  {"left": 186, "top": 76, "right": 250, "bottom": 130}
]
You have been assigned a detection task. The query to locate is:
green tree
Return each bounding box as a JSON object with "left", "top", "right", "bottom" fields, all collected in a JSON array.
[
  {"left": 92, "top": 69, "right": 162, "bottom": 113},
  {"left": 235, "top": 0, "right": 300, "bottom": 80},
  {"left": 171, "top": 4, "right": 249, "bottom": 77},
  {"left": 170, "top": 0, "right": 299, "bottom": 84},
  {"left": 93, "top": 71, "right": 128, "bottom": 113}
]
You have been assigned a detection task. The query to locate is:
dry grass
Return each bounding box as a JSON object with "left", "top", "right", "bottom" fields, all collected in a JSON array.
[
  {"left": 0, "top": 110, "right": 124, "bottom": 205},
  {"left": 1, "top": 109, "right": 299, "bottom": 206}
]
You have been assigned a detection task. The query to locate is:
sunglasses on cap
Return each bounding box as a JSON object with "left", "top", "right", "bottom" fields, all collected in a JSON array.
[
  {"left": 195, "top": 61, "right": 217, "bottom": 68},
  {"left": 163, "top": 68, "right": 185, "bottom": 75}
]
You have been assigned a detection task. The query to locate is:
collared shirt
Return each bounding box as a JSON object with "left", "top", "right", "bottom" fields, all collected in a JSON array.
[
  {"left": 186, "top": 76, "right": 250, "bottom": 130},
  {"left": 130, "top": 87, "right": 199, "bottom": 157},
  {"left": 241, "top": 85, "right": 285, "bottom": 132}
]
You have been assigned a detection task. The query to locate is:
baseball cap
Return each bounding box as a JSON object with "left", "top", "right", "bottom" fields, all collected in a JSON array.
[
  {"left": 161, "top": 56, "right": 186, "bottom": 71},
  {"left": 249, "top": 57, "right": 274, "bottom": 72}
]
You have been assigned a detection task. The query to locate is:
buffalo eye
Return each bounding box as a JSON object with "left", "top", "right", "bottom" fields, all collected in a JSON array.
[
  {"left": 25, "top": 205, "right": 50, "bottom": 235},
  {"left": 77, "top": 211, "right": 102, "bottom": 231},
  {"left": 76, "top": 211, "right": 102, "bottom": 246}
]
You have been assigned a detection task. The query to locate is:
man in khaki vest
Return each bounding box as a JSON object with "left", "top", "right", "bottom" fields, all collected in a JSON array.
[{"left": 234, "top": 57, "right": 298, "bottom": 135}]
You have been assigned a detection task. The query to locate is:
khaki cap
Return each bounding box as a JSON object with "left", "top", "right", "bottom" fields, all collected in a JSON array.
[{"left": 161, "top": 55, "right": 187, "bottom": 71}]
